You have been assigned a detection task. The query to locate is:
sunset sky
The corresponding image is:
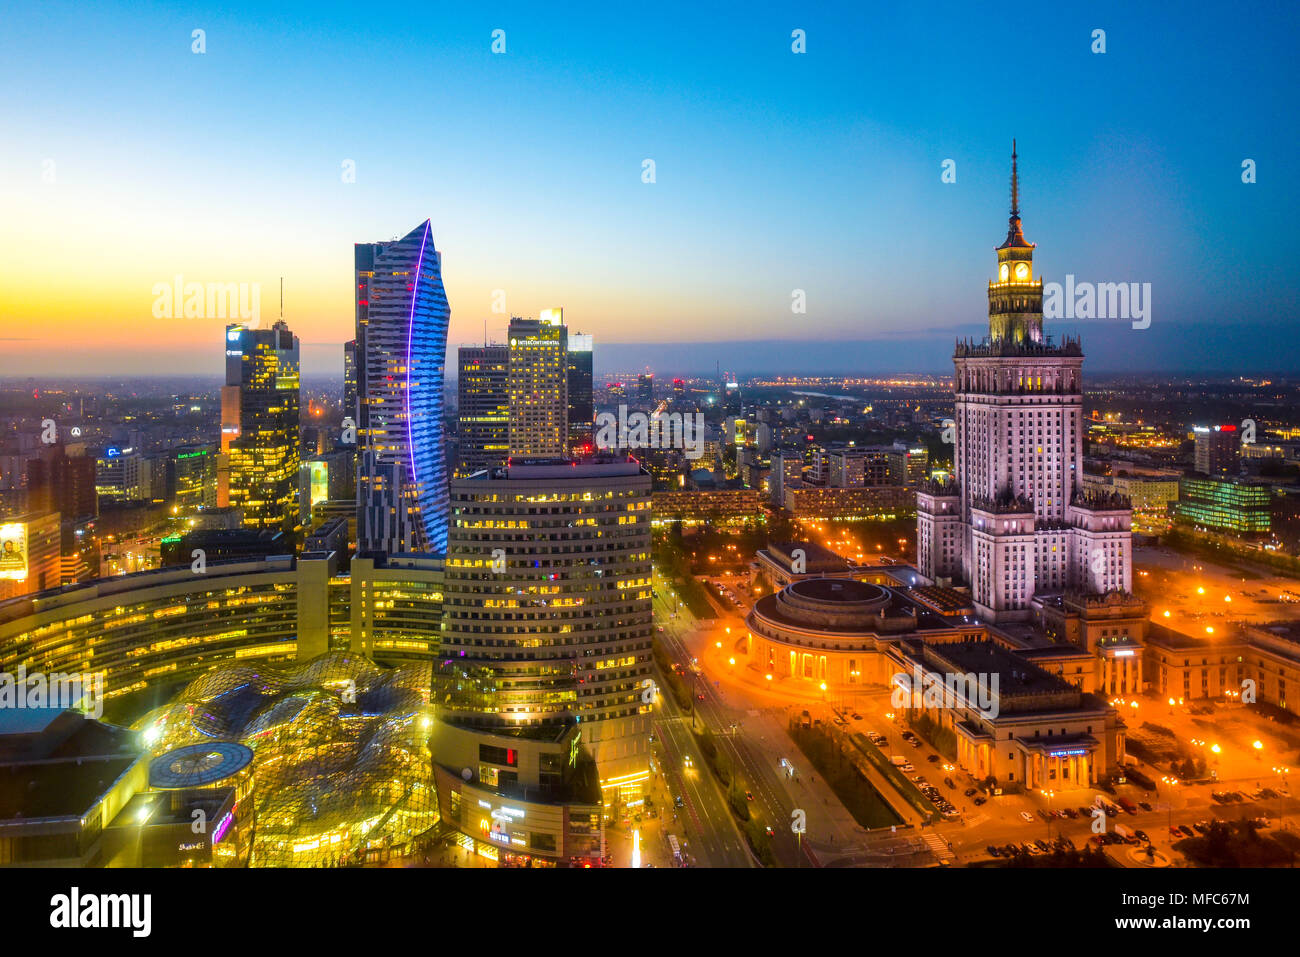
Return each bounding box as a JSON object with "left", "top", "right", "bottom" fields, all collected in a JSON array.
[{"left": 1, "top": 0, "right": 1296, "bottom": 377}]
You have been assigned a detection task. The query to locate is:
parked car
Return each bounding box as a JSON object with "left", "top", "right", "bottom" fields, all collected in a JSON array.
[
  {"left": 1138, "top": 802, "right": 1153, "bottom": 812},
  {"left": 973, "top": 796, "right": 986, "bottom": 806},
  {"left": 1134, "top": 830, "right": 1149, "bottom": 843},
  {"left": 944, "top": 777, "right": 957, "bottom": 789},
  {"left": 964, "top": 787, "right": 977, "bottom": 797},
  {"left": 1020, "top": 811, "right": 1035, "bottom": 823},
  {"left": 926, "top": 754, "right": 941, "bottom": 763},
  {"left": 987, "top": 845, "right": 1001, "bottom": 857}
]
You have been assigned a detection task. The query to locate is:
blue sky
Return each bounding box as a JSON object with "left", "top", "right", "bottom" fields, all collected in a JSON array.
[{"left": 1, "top": 0, "right": 1296, "bottom": 376}]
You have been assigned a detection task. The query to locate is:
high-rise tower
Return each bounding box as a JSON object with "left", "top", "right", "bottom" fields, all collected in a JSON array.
[
  {"left": 222, "top": 320, "right": 301, "bottom": 534},
  {"left": 355, "top": 220, "right": 451, "bottom": 554},
  {"left": 916, "top": 146, "right": 1133, "bottom": 622},
  {"left": 456, "top": 344, "right": 510, "bottom": 475},
  {"left": 507, "top": 310, "right": 568, "bottom": 457},
  {"left": 566, "top": 333, "right": 594, "bottom": 454}
]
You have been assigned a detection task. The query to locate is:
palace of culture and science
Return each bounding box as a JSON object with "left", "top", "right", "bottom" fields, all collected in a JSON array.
[{"left": 917, "top": 147, "right": 1137, "bottom": 638}]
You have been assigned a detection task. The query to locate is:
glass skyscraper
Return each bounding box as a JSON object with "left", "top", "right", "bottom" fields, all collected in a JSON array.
[
  {"left": 355, "top": 220, "right": 451, "bottom": 554},
  {"left": 221, "top": 320, "right": 301, "bottom": 534},
  {"left": 456, "top": 344, "right": 509, "bottom": 476},
  {"left": 567, "top": 333, "right": 594, "bottom": 454}
]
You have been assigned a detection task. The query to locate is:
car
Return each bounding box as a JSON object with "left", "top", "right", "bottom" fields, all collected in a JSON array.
[
  {"left": 973, "top": 796, "right": 986, "bottom": 806},
  {"left": 696, "top": 693, "right": 705, "bottom": 701},
  {"left": 900, "top": 763, "right": 915, "bottom": 773},
  {"left": 1079, "top": 806, "right": 1094, "bottom": 818},
  {"left": 944, "top": 777, "right": 957, "bottom": 789},
  {"left": 1035, "top": 840, "right": 1050, "bottom": 852},
  {"left": 926, "top": 754, "right": 941, "bottom": 763},
  {"left": 911, "top": 740, "right": 922, "bottom": 748},
  {"left": 1038, "top": 809, "right": 1052, "bottom": 822},
  {"left": 764, "top": 825, "right": 775, "bottom": 837},
  {"left": 987, "top": 845, "right": 1001, "bottom": 857},
  {"left": 1134, "top": 830, "right": 1149, "bottom": 842},
  {"left": 1138, "top": 802, "right": 1153, "bottom": 812},
  {"left": 1020, "top": 811, "right": 1035, "bottom": 823},
  {"left": 912, "top": 775, "right": 927, "bottom": 783},
  {"left": 1192, "top": 821, "right": 1208, "bottom": 834},
  {"left": 1179, "top": 824, "right": 1195, "bottom": 838},
  {"left": 964, "top": 787, "right": 977, "bottom": 797},
  {"left": 852, "top": 713, "right": 863, "bottom": 720},
  {"left": 1061, "top": 807, "right": 1078, "bottom": 819},
  {"left": 745, "top": 791, "right": 755, "bottom": 802},
  {"left": 1169, "top": 826, "right": 1182, "bottom": 837},
  {"left": 674, "top": 795, "right": 685, "bottom": 809}
]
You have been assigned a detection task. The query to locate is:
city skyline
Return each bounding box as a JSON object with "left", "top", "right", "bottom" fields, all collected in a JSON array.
[
  {"left": 3, "top": 0, "right": 1300, "bottom": 905},
  {"left": 2, "top": 1, "right": 1297, "bottom": 377}
]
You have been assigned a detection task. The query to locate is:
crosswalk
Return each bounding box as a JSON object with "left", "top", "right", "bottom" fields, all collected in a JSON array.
[{"left": 923, "top": 832, "right": 956, "bottom": 862}]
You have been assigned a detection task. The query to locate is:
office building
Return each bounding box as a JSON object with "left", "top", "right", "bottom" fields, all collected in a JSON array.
[
  {"left": 507, "top": 311, "right": 568, "bottom": 457},
  {"left": 343, "top": 339, "right": 358, "bottom": 422},
  {"left": 442, "top": 456, "right": 653, "bottom": 807},
  {"left": 916, "top": 146, "right": 1134, "bottom": 620},
  {"left": 1194, "top": 424, "right": 1242, "bottom": 476},
  {"left": 1172, "top": 475, "right": 1272, "bottom": 538},
  {"left": 27, "top": 445, "right": 97, "bottom": 521},
  {"left": 95, "top": 448, "right": 150, "bottom": 502},
  {"left": 0, "top": 511, "right": 61, "bottom": 601},
  {"left": 169, "top": 445, "right": 217, "bottom": 514},
  {"left": 221, "top": 320, "right": 301, "bottom": 535},
  {"left": 567, "top": 333, "right": 594, "bottom": 455},
  {"left": 355, "top": 220, "right": 451, "bottom": 554},
  {"left": 457, "top": 345, "right": 510, "bottom": 476}
]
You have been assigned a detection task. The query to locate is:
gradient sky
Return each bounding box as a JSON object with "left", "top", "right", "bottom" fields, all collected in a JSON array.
[{"left": 1, "top": 0, "right": 1296, "bottom": 378}]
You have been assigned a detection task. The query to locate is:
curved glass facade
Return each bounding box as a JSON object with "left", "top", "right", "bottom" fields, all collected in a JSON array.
[{"left": 355, "top": 220, "right": 451, "bottom": 554}]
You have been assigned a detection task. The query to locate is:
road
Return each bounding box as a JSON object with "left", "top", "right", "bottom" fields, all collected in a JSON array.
[
  {"left": 659, "top": 627, "right": 815, "bottom": 867},
  {"left": 649, "top": 631, "right": 754, "bottom": 868}
]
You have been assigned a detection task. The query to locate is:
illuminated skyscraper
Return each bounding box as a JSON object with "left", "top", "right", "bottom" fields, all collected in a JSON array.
[
  {"left": 355, "top": 220, "right": 451, "bottom": 554},
  {"left": 916, "top": 145, "right": 1133, "bottom": 621},
  {"left": 507, "top": 310, "right": 568, "bottom": 457},
  {"left": 566, "top": 333, "right": 594, "bottom": 454},
  {"left": 343, "top": 339, "right": 358, "bottom": 423},
  {"left": 456, "top": 345, "right": 509, "bottom": 476},
  {"left": 222, "top": 320, "right": 301, "bottom": 534},
  {"left": 443, "top": 456, "right": 654, "bottom": 805},
  {"left": 1193, "top": 424, "right": 1242, "bottom": 476}
]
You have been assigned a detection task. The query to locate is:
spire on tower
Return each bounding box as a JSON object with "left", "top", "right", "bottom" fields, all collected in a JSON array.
[
  {"left": 1010, "top": 139, "right": 1019, "bottom": 218},
  {"left": 998, "top": 139, "right": 1033, "bottom": 250}
]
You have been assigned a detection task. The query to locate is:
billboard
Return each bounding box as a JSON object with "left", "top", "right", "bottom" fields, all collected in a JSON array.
[{"left": 0, "top": 522, "right": 28, "bottom": 581}]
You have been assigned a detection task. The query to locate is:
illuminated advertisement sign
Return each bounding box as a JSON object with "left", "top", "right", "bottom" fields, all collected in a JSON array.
[
  {"left": 0, "top": 522, "right": 28, "bottom": 581},
  {"left": 308, "top": 460, "right": 329, "bottom": 507},
  {"left": 1049, "top": 748, "right": 1089, "bottom": 757}
]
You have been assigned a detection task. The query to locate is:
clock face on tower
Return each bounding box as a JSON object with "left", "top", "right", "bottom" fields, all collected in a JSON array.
[
  {"left": 1014, "top": 262, "right": 1029, "bottom": 280},
  {"left": 999, "top": 264, "right": 1009, "bottom": 281}
]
